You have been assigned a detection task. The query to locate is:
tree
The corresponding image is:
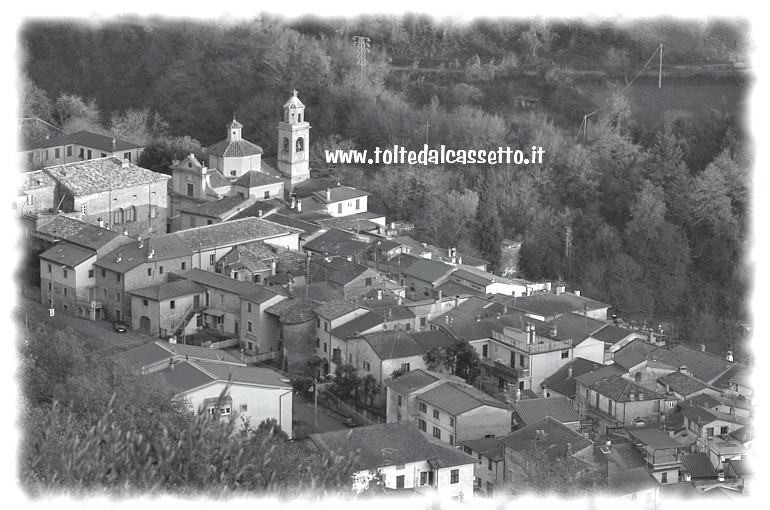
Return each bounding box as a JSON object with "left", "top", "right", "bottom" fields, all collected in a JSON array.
[
  {"left": 137, "top": 135, "right": 206, "bottom": 175},
  {"left": 423, "top": 346, "right": 449, "bottom": 372},
  {"left": 447, "top": 340, "right": 482, "bottom": 384},
  {"left": 510, "top": 443, "right": 604, "bottom": 498},
  {"left": 475, "top": 170, "right": 503, "bottom": 272},
  {"left": 54, "top": 93, "right": 101, "bottom": 132}
]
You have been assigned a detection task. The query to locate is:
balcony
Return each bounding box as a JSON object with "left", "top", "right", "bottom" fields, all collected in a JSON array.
[
  {"left": 480, "top": 358, "right": 518, "bottom": 379},
  {"left": 492, "top": 331, "right": 572, "bottom": 354}
]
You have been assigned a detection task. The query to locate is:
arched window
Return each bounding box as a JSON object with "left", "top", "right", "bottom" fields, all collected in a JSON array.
[
  {"left": 283, "top": 137, "right": 290, "bottom": 152},
  {"left": 298, "top": 113, "right": 302, "bottom": 122},
  {"left": 296, "top": 137, "right": 304, "bottom": 152}
]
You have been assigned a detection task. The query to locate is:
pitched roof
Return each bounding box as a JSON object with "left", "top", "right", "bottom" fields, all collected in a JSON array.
[
  {"left": 266, "top": 214, "right": 322, "bottom": 237},
  {"left": 178, "top": 196, "right": 252, "bottom": 219},
  {"left": 607, "top": 466, "right": 659, "bottom": 497},
  {"left": 726, "top": 458, "right": 752, "bottom": 476},
  {"left": 20, "top": 170, "right": 56, "bottom": 190},
  {"left": 310, "top": 420, "right": 476, "bottom": 472},
  {"left": 264, "top": 297, "right": 317, "bottom": 324},
  {"left": 302, "top": 229, "right": 370, "bottom": 257},
  {"left": 293, "top": 281, "right": 344, "bottom": 304},
  {"left": 591, "top": 375, "right": 663, "bottom": 402},
  {"left": 312, "top": 185, "right": 370, "bottom": 203},
  {"left": 542, "top": 358, "right": 602, "bottom": 398},
  {"left": 63, "top": 223, "right": 130, "bottom": 251},
  {"left": 680, "top": 453, "right": 718, "bottom": 478},
  {"left": 40, "top": 242, "right": 95, "bottom": 267},
  {"left": 293, "top": 177, "right": 340, "bottom": 198},
  {"left": 386, "top": 369, "right": 463, "bottom": 395},
  {"left": 315, "top": 217, "right": 381, "bottom": 232},
  {"left": 551, "top": 312, "right": 607, "bottom": 340},
  {"left": 513, "top": 397, "right": 580, "bottom": 426},
  {"left": 113, "top": 340, "right": 244, "bottom": 372},
  {"left": 646, "top": 344, "right": 735, "bottom": 385},
  {"left": 330, "top": 311, "right": 386, "bottom": 339},
  {"left": 613, "top": 348, "right": 649, "bottom": 371},
  {"left": 683, "top": 393, "right": 722, "bottom": 410},
  {"left": 730, "top": 425, "right": 753, "bottom": 444},
  {"left": 510, "top": 292, "right": 609, "bottom": 319},
  {"left": 206, "top": 135, "right": 263, "bottom": 157},
  {"left": 500, "top": 416, "right": 592, "bottom": 459},
  {"left": 593, "top": 324, "right": 641, "bottom": 345},
  {"left": 95, "top": 235, "right": 192, "bottom": 272},
  {"left": 177, "top": 268, "right": 281, "bottom": 303},
  {"left": 228, "top": 199, "right": 285, "bottom": 221},
  {"left": 712, "top": 363, "right": 752, "bottom": 390},
  {"left": 157, "top": 360, "right": 290, "bottom": 393},
  {"left": 21, "top": 130, "right": 142, "bottom": 152},
  {"left": 175, "top": 217, "right": 300, "bottom": 250},
  {"left": 402, "top": 259, "right": 455, "bottom": 284},
  {"left": 573, "top": 364, "right": 625, "bottom": 389},
  {"left": 460, "top": 437, "right": 505, "bottom": 461},
  {"left": 34, "top": 215, "right": 90, "bottom": 240},
  {"left": 434, "top": 296, "right": 506, "bottom": 323},
  {"left": 370, "top": 305, "right": 415, "bottom": 321},
  {"left": 44, "top": 157, "right": 167, "bottom": 196},
  {"left": 681, "top": 406, "right": 748, "bottom": 427},
  {"left": 418, "top": 381, "right": 507, "bottom": 415},
  {"left": 362, "top": 331, "right": 425, "bottom": 360},
  {"left": 156, "top": 360, "right": 216, "bottom": 392},
  {"left": 328, "top": 264, "right": 370, "bottom": 286},
  {"left": 232, "top": 170, "right": 283, "bottom": 188},
  {"left": 129, "top": 279, "right": 206, "bottom": 301},
  {"left": 451, "top": 266, "right": 517, "bottom": 287},
  {"left": 409, "top": 330, "right": 455, "bottom": 352},
  {"left": 313, "top": 299, "right": 362, "bottom": 320},
  {"left": 433, "top": 280, "right": 485, "bottom": 297},
  {"left": 658, "top": 371, "right": 709, "bottom": 396}
]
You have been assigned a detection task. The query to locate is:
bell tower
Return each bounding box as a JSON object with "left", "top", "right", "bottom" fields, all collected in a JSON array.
[{"left": 277, "top": 89, "right": 310, "bottom": 191}]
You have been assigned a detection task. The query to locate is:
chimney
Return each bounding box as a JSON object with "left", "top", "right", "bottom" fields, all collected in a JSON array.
[
  {"left": 290, "top": 195, "right": 297, "bottom": 209},
  {"left": 115, "top": 252, "right": 122, "bottom": 263},
  {"left": 567, "top": 365, "right": 573, "bottom": 379},
  {"left": 574, "top": 290, "right": 581, "bottom": 297},
  {"left": 550, "top": 325, "right": 558, "bottom": 338},
  {"left": 271, "top": 260, "right": 277, "bottom": 276},
  {"left": 397, "top": 296, "right": 402, "bottom": 305},
  {"left": 457, "top": 257, "right": 462, "bottom": 265},
  {"left": 138, "top": 237, "right": 143, "bottom": 249},
  {"left": 454, "top": 294, "right": 459, "bottom": 308},
  {"left": 445, "top": 316, "right": 450, "bottom": 324},
  {"left": 515, "top": 388, "right": 521, "bottom": 402},
  {"left": 297, "top": 201, "right": 302, "bottom": 212},
  {"left": 700, "top": 344, "right": 706, "bottom": 352},
  {"left": 326, "top": 188, "right": 331, "bottom": 201},
  {"left": 390, "top": 221, "right": 395, "bottom": 230},
  {"left": 377, "top": 289, "right": 383, "bottom": 300},
  {"left": 112, "top": 138, "right": 116, "bottom": 151},
  {"left": 123, "top": 228, "right": 129, "bottom": 236},
  {"left": 436, "top": 289, "right": 442, "bottom": 303},
  {"left": 566, "top": 442, "right": 573, "bottom": 456},
  {"left": 726, "top": 351, "right": 734, "bottom": 362},
  {"left": 545, "top": 282, "right": 552, "bottom": 292},
  {"left": 556, "top": 285, "right": 565, "bottom": 295},
  {"left": 147, "top": 248, "right": 155, "bottom": 259},
  {"left": 98, "top": 217, "right": 104, "bottom": 228},
  {"left": 258, "top": 209, "right": 263, "bottom": 218},
  {"left": 527, "top": 324, "right": 535, "bottom": 345}
]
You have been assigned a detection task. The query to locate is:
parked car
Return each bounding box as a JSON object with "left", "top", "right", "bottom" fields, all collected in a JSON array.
[{"left": 113, "top": 322, "right": 127, "bottom": 333}]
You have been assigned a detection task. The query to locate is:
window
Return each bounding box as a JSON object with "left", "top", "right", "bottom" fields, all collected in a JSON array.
[
  {"left": 295, "top": 137, "right": 304, "bottom": 152},
  {"left": 125, "top": 206, "right": 135, "bottom": 223},
  {"left": 247, "top": 321, "right": 252, "bottom": 332},
  {"left": 240, "top": 404, "right": 247, "bottom": 412},
  {"left": 409, "top": 282, "right": 415, "bottom": 292},
  {"left": 316, "top": 338, "right": 320, "bottom": 348},
  {"left": 363, "top": 361, "right": 370, "bottom": 371},
  {"left": 63, "top": 288, "right": 68, "bottom": 297},
  {"left": 45, "top": 149, "right": 49, "bottom": 160},
  {"left": 47, "top": 264, "right": 51, "bottom": 273},
  {"left": 420, "top": 472, "right": 427, "bottom": 486},
  {"left": 27, "top": 194, "right": 34, "bottom": 205},
  {"left": 101, "top": 268, "right": 106, "bottom": 278},
  {"left": 398, "top": 396, "right": 403, "bottom": 407},
  {"left": 337, "top": 203, "right": 342, "bottom": 214},
  {"left": 405, "top": 323, "right": 411, "bottom": 331},
  {"left": 324, "top": 322, "right": 328, "bottom": 332},
  {"left": 209, "top": 254, "right": 215, "bottom": 266},
  {"left": 187, "top": 183, "right": 194, "bottom": 197},
  {"left": 87, "top": 149, "right": 92, "bottom": 159},
  {"left": 323, "top": 343, "right": 327, "bottom": 353},
  {"left": 433, "top": 410, "right": 440, "bottom": 419},
  {"left": 721, "top": 426, "right": 729, "bottom": 434},
  {"left": 220, "top": 406, "right": 231, "bottom": 416},
  {"left": 230, "top": 171, "right": 236, "bottom": 176},
  {"left": 101, "top": 153, "right": 107, "bottom": 158},
  {"left": 424, "top": 286, "right": 430, "bottom": 297},
  {"left": 79, "top": 148, "right": 85, "bottom": 158},
  {"left": 487, "top": 481, "right": 494, "bottom": 493},
  {"left": 520, "top": 354, "right": 525, "bottom": 366},
  {"left": 561, "top": 350, "right": 569, "bottom": 359},
  {"left": 248, "top": 303, "right": 253, "bottom": 313},
  {"left": 170, "top": 300, "right": 175, "bottom": 309},
  {"left": 449, "top": 435, "right": 454, "bottom": 446},
  {"left": 365, "top": 277, "right": 372, "bottom": 286},
  {"left": 661, "top": 472, "right": 668, "bottom": 484},
  {"left": 47, "top": 282, "right": 51, "bottom": 291},
  {"left": 419, "top": 403, "right": 427, "bottom": 413},
  {"left": 181, "top": 262, "right": 187, "bottom": 270},
  {"left": 66, "top": 145, "right": 72, "bottom": 157},
  {"left": 207, "top": 220, "right": 213, "bottom": 225},
  {"left": 450, "top": 469, "right": 459, "bottom": 484},
  {"left": 147, "top": 268, "right": 153, "bottom": 277},
  {"left": 355, "top": 198, "right": 360, "bottom": 210},
  {"left": 116, "top": 292, "right": 120, "bottom": 302},
  {"left": 88, "top": 269, "right": 94, "bottom": 278},
  {"left": 418, "top": 419, "right": 427, "bottom": 432},
  {"left": 317, "top": 318, "right": 320, "bottom": 327},
  {"left": 80, "top": 204, "right": 87, "bottom": 215},
  {"left": 401, "top": 363, "right": 410, "bottom": 372},
  {"left": 117, "top": 273, "right": 121, "bottom": 282},
  {"left": 124, "top": 152, "right": 131, "bottom": 162},
  {"left": 113, "top": 208, "right": 123, "bottom": 225},
  {"left": 449, "top": 417, "right": 455, "bottom": 426},
  {"left": 264, "top": 190, "right": 270, "bottom": 199},
  {"left": 253, "top": 274, "right": 261, "bottom": 283},
  {"left": 706, "top": 427, "right": 714, "bottom": 437},
  {"left": 420, "top": 317, "right": 426, "bottom": 328},
  {"left": 159, "top": 266, "right": 164, "bottom": 275},
  {"left": 433, "top": 427, "right": 441, "bottom": 439},
  {"left": 488, "top": 459, "right": 493, "bottom": 471},
  {"left": 396, "top": 475, "right": 404, "bottom": 489},
  {"left": 143, "top": 299, "right": 148, "bottom": 307}
]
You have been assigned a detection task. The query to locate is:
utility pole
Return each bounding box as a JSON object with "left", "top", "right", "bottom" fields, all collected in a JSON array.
[{"left": 659, "top": 44, "right": 663, "bottom": 89}]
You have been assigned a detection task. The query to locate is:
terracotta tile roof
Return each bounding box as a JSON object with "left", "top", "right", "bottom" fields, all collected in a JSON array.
[
  {"left": 593, "top": 324, "right": 640, "bottom": 345},
  {"left": 315, "top": 216, "right": 381, "bottom": 232},
  {"left": 658, "top": 371, "right": 709, "bottom": 396},
  {"left": 113, "top": 340, "right": 244, "bottom": 372},
  {"left": 607, "top": 466, "right": 659, "bottom": 497},
  {"left": 264, "top": 213, "right": 322, "bottom": 236},
  {"left": 681, "top": 406, "right": 748, "bottom": 427},
  {"left": 312, "top": 185, "right": 369, "bottom": 203},
  {"left": 460, "top": 437, "right": 505, "bottom": 461},
  {"left": 293, "top": 177, "right": 340, "bottom": 198},
  {"left": 363, "top": 330, "right": 425, "bottom": 360},
  {"left": 542, "top": 358, "right": 602, "bottom": 398},
  {"left": 328, "top": 264, "right": 370, "bottom": 286},
  {"left": 613, "top": 349, "right": 648, "bottom": 371},
  {"left": 409, "top": 330, "right": 455, "bottom": 352},
  {"left": 647, "top": 344, "right": 735, "bottom": 385},
  {"left": 418, "top": 381, "right": 507, "bottom": 415},
  {"left": 44, "top": 157, "right": 168, "bottom": 196},
  {"left": 156, "top": 360, "right": 216, "bottom": 392},
  {"left": 510, "top": 292, "right": 609, "bottom": 319},
  {"left": 371, "top": 305, "right": 415, "bottom": 322},
  {"left": 433, "top": 280, "right": 485, "bottom": 297},
  {"left": 195, "top": 361, "right": 291, "bottom": 388},
  {"left": 21, "top": 130, "right": 141, "bottom": 152},
  {"left": 712, "top": 363, "right": 752, "bottom": 390},
  {"left": 178, "top": 268, "right": 281, "bottom": 304},
  {"left": 64, "top": 223, "right": 130, "bottom": 251},
  {"left": 627, "top": 427, "right": 683, "bottom": 450},
  {"left": 21, "top": 170, "right": 56, "bottom": 190},
  {"left": 175, "top": 217, "right": 300, "bottom": 250},
  {"left": 95, "top": 235, "right": 192, "bottom": 272},
  {"left": 681, "top": 453, "right": 718, "bottom": 478},
  {"left": 730, "top": 425, "right": 753, "bottom": 444},
  {"left": 129, "top": 279, "right": 206, "bottom": 301},
  {"left": 35, "top": 216, "right": 93, "bottom": 241},
  {"left": 513, "top": 397, "right": 580, "bottom": 427},
  {"left": 264, "top": 297, "right": 317, "bottom": 324},
  {"left": 500, "top": 416, "right": 592, "bottom": 459},
  {"left": 206, "top": 136, "right": 263, "bottom": 157},
  {"left": 207, "top": 169, "right": 231, "bottom": 189},
  {"left": 178, "top": 196, "right": 252, "bottom": 219},
  {"left": 40, "top": 242, "right": 95, "bottom": 267},
  {"left": 292, "top": 281, "right": 344, "bottom": 304},
  {"left": 229, "top": 199, "right": 285, "bottom": 221},
  {"left": 387, "top": 369, "right": 441, "bottom": 395},
  {"left": 683, "top": 393, "right": 722, "bottom": 410},
  {"left": 330, "top": 311, "right": 385, "bottom": 339},
  {"left": 313, "top": 299, "right": 362, "bottom": 320},
  {"left": 575, "top": 364, "right": 625, "bottom": 389},
  {"left": 302, "top": 229, "right": 370, "bottom": 257},
  {"left": 232, "top": 169, "right": 283, "bottom": 188},
  {"left": 591, "top": 375, "right": 663, "bottom": 402},
  {"left": 727, "top": 458, "right": 752, "bottom": 476},
  {"left": 402, "top": 259, "right": 455, "bottom": 284},
  {"left": 310, "top": 420, "right": 476, "bottom": 472}
]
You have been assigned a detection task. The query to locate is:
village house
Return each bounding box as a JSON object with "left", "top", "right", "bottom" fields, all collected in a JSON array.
[
  {"left": 230, "top": 170, "right": 285, "bottom": 200},
  {"left": 501, "top": 289, "right": 610, "bottom": 322},
  {"left": 346, "top": 330, "right": 427, "bottom": 395},
  {"left": 400, "top": 258, "right": 456, "bottom": 301},
  {"left": 18, "top": 130, "right": 143, "bottom": 170},
  {"left": 264, "top": 297, "right": 317, "bottom": 375},
  {"left": 656, "top": 371, "right": 721, "bottom": 402},
  {"left": 157, "top": 360, "right": 293, "bottom": 437},
  {"left": 177, "top": 195, "right": 256, "bottom": 229},
  {"left": 16, "top": 170, "right": 57, "bottom": 238},
  {"left": 625, "top": 427, "right": 685, "bottom": 485},
  {"left": 461, "top": 436, "right": 506, "bottom": 496},
  {"left": 449, "top": 266, "right": 529, "bottom": 296},
  {"left": 297, "top": 185, "right": 370, "bottom": 217},
  {"left": 128, "top": 279, "right": 207, "bottom": 336},
  {"left": 309, "top": 420, "right": 476, "bottom": 501},
  {"left": 44, "top": 157, "right": 169, "bottom": 238},
  {"left": 512, "top": 397, "right": 581, "bottom": 431},
  {"left": 327, "top": 263, "right": 388, "bottom": 300},
  {"left": 168, "top": 154, "right": 231, "bottom": 232},
  {"left": 385, "top": 369, "right": 466, "bottom": 423},
  {"left": 606, "top": 465, "right": 660, "bottom": 509},
  {"left": 302, "top": 228, "right": 371, "bottom": 263},
  {"left": 582, "top": 375, "right": 669, "bottom": 431},
  {"left": 541, "top": 358, "right": 604, "bottom": 402},
  {"left": 681, "top": 406, "right": 749, "bottom": 445},
  {"left": 312, "top": 299, "right": 369, "bottom": 377}
]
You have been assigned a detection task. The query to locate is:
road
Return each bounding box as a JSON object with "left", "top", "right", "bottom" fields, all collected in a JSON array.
[{"left": 15, "top": 291, "right": 157, "bottom": 355}]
